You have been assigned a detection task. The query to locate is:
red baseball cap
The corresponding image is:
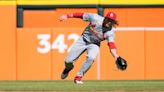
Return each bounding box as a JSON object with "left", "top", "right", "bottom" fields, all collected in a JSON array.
[{"left": 105, "top": 12, "right": 117, "bottom": 20}]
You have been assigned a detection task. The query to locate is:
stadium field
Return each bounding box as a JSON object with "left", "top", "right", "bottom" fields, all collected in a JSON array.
[{"left": 0, "top": 80, "right": 163, "bottom": 92}]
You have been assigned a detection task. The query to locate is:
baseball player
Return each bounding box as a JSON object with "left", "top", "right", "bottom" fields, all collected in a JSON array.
[{"left": 59, "top": 12, "right": 127, "bottom": 84}]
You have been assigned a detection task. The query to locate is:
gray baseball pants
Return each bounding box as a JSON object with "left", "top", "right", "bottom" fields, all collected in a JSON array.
[{"left": 65, "top": 37, "right": 100, "bottom": 77}]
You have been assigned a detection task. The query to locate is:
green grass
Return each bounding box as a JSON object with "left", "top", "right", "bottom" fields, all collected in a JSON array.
[{"left": 0, "top": 80, "right": 163, "bottom": 92}]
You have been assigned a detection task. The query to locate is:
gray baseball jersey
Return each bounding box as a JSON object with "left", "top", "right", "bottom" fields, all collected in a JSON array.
[{"left": 82, "top": 13, "right": 115, "bottom": 45}]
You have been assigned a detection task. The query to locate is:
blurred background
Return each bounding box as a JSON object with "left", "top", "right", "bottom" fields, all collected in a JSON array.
[{"left": 0, "top": 0, "right": 164, "bottom": 81}]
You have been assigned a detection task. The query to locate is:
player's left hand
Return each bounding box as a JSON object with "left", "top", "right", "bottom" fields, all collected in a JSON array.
[{"left": 115, "top": 56, "right": 127, "bottom": 71}]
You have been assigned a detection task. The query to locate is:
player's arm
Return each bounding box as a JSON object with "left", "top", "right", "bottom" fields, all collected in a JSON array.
[
  {"left": 59, "top": 13, "right": 93, "bottom": 21},
  {"left": 59, "top": 13, "right": 84, "bottom": 21},
  {"left": 104, "top": 30, "right": 119, "bottom": 60},
  {"left": 105, "top": 30, "right": 128, "bottom": 70},
  {"left": 108, "top": 42, "right": 119, "bottom": 60}
]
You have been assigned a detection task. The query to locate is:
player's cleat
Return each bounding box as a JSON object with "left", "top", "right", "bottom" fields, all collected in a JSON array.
[
  {"left": 61, "top": 62, "right": 74, "bottom": 79},
  {"left": 61, "top": 68, "right": 71, "bottom": 79},
  {"left": 74, "top": 76, "right": 83, "bottom": 84}
]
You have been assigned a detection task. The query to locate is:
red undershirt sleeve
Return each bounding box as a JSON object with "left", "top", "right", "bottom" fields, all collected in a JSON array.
[
  {"left": 108, "top": 42, "right": 117, "bottom": 49},
  {"left": 67, "top": 13, "right": 84, "bottom": 19}
]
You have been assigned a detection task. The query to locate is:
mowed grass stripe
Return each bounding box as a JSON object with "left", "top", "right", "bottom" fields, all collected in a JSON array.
[{"left": 0, "top": 80, "right": 163, "bottom": 91}]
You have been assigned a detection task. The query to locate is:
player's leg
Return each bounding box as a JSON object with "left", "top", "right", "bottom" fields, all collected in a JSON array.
[
  {"left": 61, "top": 37, "right": 87, "bottom": 79},
  {"left": 74, "top": 44, "right": 100, "bottom": 84}
]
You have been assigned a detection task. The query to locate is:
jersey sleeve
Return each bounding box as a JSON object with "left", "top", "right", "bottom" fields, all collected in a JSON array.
[
  {"left": 104, "top": 28, "right": 117, "bottom": 49},
  {"left": 83, "top": 13, "right": 95, "bottom": 22},
  {"left": 104, "top": 29, "right": 115, "bottom": 42}
]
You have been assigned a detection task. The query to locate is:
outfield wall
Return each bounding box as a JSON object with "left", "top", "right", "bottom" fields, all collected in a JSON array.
[{"left": 0, "top": 0, "right": 164, "bottom": 80}]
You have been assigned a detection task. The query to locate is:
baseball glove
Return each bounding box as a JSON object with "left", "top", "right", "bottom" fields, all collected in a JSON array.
[{"left": 116, "top": 56, "right": 127, "bottom": 71}]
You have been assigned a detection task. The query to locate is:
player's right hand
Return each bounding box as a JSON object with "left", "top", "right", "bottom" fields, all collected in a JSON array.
[{"left": 59, "top": 15, "right": 68, "bottom": 21}]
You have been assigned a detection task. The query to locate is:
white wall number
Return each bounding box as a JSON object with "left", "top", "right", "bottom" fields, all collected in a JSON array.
[
  {"left": 37, "top": 34, "right": 51, "bottom": 54},
  {"left": 51, "top": 34, "right": 68, "bottom": 53},
  {"left": 37, "top": 34, "right": 80, "bottom": 54},
  {"left": 67, "top": 34, "right": 80, "bottom": 52}
]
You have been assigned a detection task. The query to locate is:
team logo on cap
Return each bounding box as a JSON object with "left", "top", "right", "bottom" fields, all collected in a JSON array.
[{"left": 110, "top": 13, "right": 114, "bottom": 17}]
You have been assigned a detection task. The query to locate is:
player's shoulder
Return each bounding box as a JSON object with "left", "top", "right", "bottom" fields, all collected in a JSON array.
[
  {"left": 84, "top": 13, "right": 103, "bottom": 19},
  {"left": 104, "top": 27, "right": 116, "bottom": 36},
  {"left": 93, "top": 14, "right": 104, "bottom": 20}
]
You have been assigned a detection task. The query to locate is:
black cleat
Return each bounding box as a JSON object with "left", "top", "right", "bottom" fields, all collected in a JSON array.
[{"left": 61, "top": 68, "right": 70, "bottom": 79}]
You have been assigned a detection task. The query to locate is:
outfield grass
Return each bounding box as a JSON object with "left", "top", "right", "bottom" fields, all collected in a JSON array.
[{"left": 0, "top": 80, "right": 163, "bottom": 92}]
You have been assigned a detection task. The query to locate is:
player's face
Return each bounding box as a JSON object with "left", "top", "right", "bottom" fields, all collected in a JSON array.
[
  {"left": 104, "top": 21, "right": 112, "bottom": 27},
  {"left": 103, "top": 18, "right": 113, "bottom": 28}
]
